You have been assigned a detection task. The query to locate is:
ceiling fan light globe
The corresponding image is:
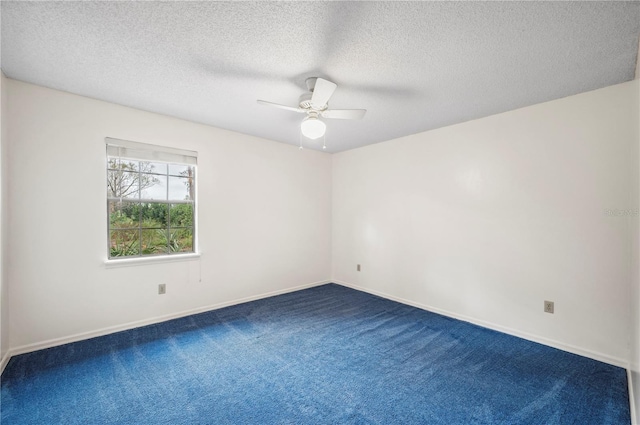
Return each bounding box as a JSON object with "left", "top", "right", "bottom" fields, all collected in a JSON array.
[{"left": 301, "top": 117, "right": 326, "bottom": 140}]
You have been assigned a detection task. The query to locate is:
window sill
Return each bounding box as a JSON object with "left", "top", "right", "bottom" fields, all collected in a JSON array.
[{"left": 105, "top": 253, "right": 201, "bottom": 268}]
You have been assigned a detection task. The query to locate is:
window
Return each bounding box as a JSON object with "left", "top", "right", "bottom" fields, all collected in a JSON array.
[{"left": 106, "top": 138, "right": 197, "bottom": 259}]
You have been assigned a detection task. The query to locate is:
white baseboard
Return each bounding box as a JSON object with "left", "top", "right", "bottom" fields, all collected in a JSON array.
[
  {"left": 333, "top": 280, "right": 628, "bottom": 368},
  {"left": 0, "top": 350, "right": 11, "bottom": 375},
  {"left": 629, "top": 368, "right": 638, "bottom": 425},
  {"left": 3, "top": 278, "right": 629, "bottom": 377},
  {"left": 8, "top": 279, "right": 331, "bottom": 359}
]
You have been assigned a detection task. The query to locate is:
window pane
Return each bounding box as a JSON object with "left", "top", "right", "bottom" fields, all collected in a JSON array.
[
  {"left": 141, "top": 229, "right": 169, "bottom": 255},
  {"left": 168, "top": 176, "right": 194, "bottom": 201},
  {"left": 109, "top": 229, "right": 140, "bottom": 257},
  {"left": 140, "top": 161, "right": 167, "bottom": 176},
  {"left": 175, "top": 228, "right": 193, "bottom": 253},
  {"left": 169, "top": 203, "right": 194, "bottom": 227},
  {"left": 108, "top": 158, "right": 138, "bottom": 172},
  {"left": 107, "top": 170, "right": 139, "bottom": 199},
  {"left": 109, "top": 201, "right": 140, "bottom": 229},
  {"left": 152, "top": 228, "right": 185, "bottom": 253},
  {"left": 168, "top": 164, "right": 194, "bottom": 177},
  {"left": 140, "top": 174, "right": 167, "bottom": 200},
  {"left": 140, "top": 203, "right": 168, "bottom": 228}
]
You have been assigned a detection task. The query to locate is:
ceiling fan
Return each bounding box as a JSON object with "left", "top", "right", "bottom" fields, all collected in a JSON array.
[{"left": 257, "top": 77, "right": 366, "bottom": 142}]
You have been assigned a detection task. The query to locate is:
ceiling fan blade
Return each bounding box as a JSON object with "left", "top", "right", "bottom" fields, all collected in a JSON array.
[
  {"left": 311, "top": 78, "right": 337, "bottom": 109},
  {"left": 321, "top": 109, "right": 367, "bottom": 120},
  {"left": 257, "top": 100, "right": 304, "bottom": 113}
]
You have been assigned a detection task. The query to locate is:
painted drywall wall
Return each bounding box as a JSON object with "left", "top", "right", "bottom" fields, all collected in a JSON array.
[
  {"left": 628, "top": 38, "right": 639, "bottom": 425},
  {"left": 0, "top": 71, "right": 8, "bottom": 364},
  {"left": 332, "top": 80, "right": 638, "bottom": 366},
  {"left": 0, "top": 72, "right": 3, "bottom": 362},
  {"left": 631, "top": 68, "right": 640, "bottom": 424},
  {"left": 6, "top": 79, "right": 332, "bottom": 350},
  {"left": 636, "top": 39, "right": 640, "bottom": 80}
]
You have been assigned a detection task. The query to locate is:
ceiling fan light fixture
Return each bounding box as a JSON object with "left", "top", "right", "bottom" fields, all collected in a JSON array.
[{"left": 301, "top": 116, "right": 326, "bottom": 140}]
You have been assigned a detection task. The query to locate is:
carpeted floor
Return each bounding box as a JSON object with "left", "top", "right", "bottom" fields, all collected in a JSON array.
[{"left": 0, "top": 284, "right": 631, "bottom": 424}]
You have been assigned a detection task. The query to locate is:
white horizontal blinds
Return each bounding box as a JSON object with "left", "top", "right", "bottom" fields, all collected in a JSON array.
[{"left": 105, "top": 137, "right": 197, "bottom": 165}]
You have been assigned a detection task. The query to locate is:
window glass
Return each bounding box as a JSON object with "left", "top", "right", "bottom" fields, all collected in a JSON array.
[
  {"left": 169, "top": 203, "right": 194, "bottom": 227},
  {"left": 168, "top": 164, "right": 192, "bottom": 177},
  {"left": 140, "top": 175, "right": 167, "bottom": 200},
  {"left": 107, "top": 147, "right": 196, "bottom": 259},
  {"left": 109, "top": 201, "right": 140, "bottom": 228},
  {"left": 108, "top": 158, "right": 138, "bottom": 172},
  {"left": 140, "top": 203, "right": 169, "bottom": 228},
  {"left": 109, "top": 229, "right": 140, "bottom": 257},
  {"left": 142, "top": 229, "right": 170, "bottom": 255},
  {"left": 107, "top": 170, "right": 139, "bottom": 199},
  {"left": 175, "top": 228, "right": 194, "bottom": 253},
  {"left": 140, "top": 161, "right": 168, "bottom": 175},
  {"left": 168, "top": 176, "right": 193, "bottom": 201}
]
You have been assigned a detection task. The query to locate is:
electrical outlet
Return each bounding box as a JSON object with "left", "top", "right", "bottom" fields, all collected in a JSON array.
[
  {"left": 544, "top": 300, "right": 554, "bottom": 314},
  {"left": 357, "top": 264, "right": 361, "bottom": 272},
  {"left": 158, "top": 284, "right": 166, "bottom": 295}
]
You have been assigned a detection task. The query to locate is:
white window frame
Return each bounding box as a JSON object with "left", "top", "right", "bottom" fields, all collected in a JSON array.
[{"left": 105, "top": 137, "right": 198, "bottom": 265}]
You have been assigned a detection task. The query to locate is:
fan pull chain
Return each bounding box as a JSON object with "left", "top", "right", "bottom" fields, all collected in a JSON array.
[
  {"left": 322, "top": 133, "right": 327, "bottom": 150},
  {"left": 299, "top": 129, "right": 303, "bottom": 150}
]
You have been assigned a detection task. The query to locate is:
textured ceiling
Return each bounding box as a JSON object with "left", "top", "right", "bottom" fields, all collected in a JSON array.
[{"left": 1, "top": 1, "right": 639, "bottom": 153}]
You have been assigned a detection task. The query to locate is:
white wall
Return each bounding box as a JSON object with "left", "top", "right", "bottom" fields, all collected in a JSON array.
[
  {"left": 0, "top": 71, "right": 8, "bottom": 364},
  {"left": 6, "top": 79, "right": 332, "bottom": 351},
  {"left": 332, "top": 80, "right": 639, "bottom": 366},
  {"left": 631, "top": 51, "right": 640, "bottom": 424}
]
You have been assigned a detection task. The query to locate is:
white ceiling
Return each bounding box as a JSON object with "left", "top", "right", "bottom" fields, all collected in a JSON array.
[{"left": 1, "top": 1, "right": 639, "bottom": 153}]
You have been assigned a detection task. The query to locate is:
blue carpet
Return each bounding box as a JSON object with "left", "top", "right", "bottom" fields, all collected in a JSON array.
[{"left": 1, "top": 284, "right": 631, "bottom": 424}]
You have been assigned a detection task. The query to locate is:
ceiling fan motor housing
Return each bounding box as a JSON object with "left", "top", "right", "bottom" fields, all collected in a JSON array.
[{"left": 299, "top": 93, "right": 317, "bottom": 110}]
